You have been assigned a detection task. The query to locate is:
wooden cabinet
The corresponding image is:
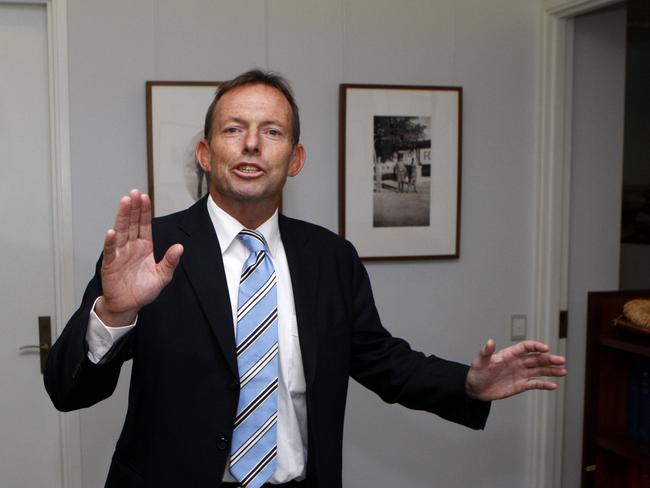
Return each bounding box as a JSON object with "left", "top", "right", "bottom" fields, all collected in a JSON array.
[{"left": 582, "top": 290, "right": 650, "bottom": 487}]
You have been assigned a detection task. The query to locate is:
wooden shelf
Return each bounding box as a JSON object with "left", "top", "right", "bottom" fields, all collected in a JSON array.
[
  {"left": 600, "top": 336, "right": 650, "bottom": 358},
  {"left": 582, "top": 290, "right": 650, "bottom": 488},
  {"left": 596, "top": 435, "right": 650, "bottom": 465}
]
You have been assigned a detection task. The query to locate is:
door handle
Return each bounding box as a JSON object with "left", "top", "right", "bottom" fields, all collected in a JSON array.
[
  {"left": 18, "top": 316, "right": 52, "bottom": 374},
  {"left": 19, "top": 344, "right": 50, "bottom": 351}
]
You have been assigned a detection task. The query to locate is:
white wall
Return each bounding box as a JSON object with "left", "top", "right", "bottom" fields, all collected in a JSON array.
[
  {"left": 562, "top": 6, "right": 626, "bottom": 488},
  {"left": 67, "top": 1, "right": 542, "bottom": 486}
]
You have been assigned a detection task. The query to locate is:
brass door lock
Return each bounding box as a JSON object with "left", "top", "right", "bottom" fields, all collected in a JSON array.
[{"left": 18, "top": 316, "right": 52, "bottom": 374}]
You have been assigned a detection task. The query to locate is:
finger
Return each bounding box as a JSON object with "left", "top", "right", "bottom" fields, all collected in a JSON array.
[
  {"left": 524, "top": 379, "right": 558, "bottom": 391},
  {"left": 157, "top": 244, "right": 184, "bottom": 284},
  {"left": 527, "top": 366, "right": 568, "bottom": 378},
  {"left": 481, "top": 339, "right": 496, "bottom": 357},
  {"left": 518, "top": 365, "right": 568, "bottom": 384},
  {"left": 523, "top": 354, "right": 567, "bottom": 368},
  {"left": 519, "top": 340, "right": 551, "bottom": 354},
  {"left": 474, "top": 339, "right": 496, "bottom": 368},
  {"left": 113, "top": 196, "right": 132, "bottom": 248},
  {"left": 128, "top": 189, "right": 142, "bottom": 241},
  {"left": 103, "top": 229, "right": 117, "bottom": 265},
  {"left": 139, "top": 193, "right": 153, "bottom": 242}
]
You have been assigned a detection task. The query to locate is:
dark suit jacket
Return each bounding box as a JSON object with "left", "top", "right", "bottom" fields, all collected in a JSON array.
[{"left": 45, "top": 197, "right": 489, "bottom": 488}]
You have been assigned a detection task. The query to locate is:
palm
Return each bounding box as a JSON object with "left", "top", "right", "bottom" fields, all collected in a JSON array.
[
  {"left": 102, "top": 235, "right": 162, "bottom": 312},
  {"left": 465, "top": 340, "right": 567, "bottom": 401},
  {"left": 98, "top": 190, "right": 183, "bottom": 325}
]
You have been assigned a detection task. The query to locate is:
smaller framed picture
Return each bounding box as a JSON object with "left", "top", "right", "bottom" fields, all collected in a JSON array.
[
  {"left": 339, "top": 84, "right": 462, "bottom": 260},
  {"left": 146, "top": 81, "right": 220, "bottom": 216}
]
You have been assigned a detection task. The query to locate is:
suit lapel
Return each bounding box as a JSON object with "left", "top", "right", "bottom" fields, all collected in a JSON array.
[
  {"left": 279, "top": 215, "right": 319, "bottom": 388},
  {"left": 177, "top": 198, "right": 238, "bottom": 378},
  {"left": 173, "top": 204, "right": 318, "bottom": 383}
]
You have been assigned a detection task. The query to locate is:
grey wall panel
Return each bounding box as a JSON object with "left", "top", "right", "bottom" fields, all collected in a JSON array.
[
  {"left": 67, "top": 2, "right": 157, "bottom": 486},
  {"left": 267, "top": 0, "right": 344, "bottom": 230},
  {"left": 64, "top": 1, "right": 549, "bottom": 486},
  {"left": 155, "top": 0, "right": 267, "bottom": 80},
  {"left": 341, "top": 0, "right": 455, "bottom": 84},
  {"left": 340, "top": 2, "right": 540, "bottom": 486}
]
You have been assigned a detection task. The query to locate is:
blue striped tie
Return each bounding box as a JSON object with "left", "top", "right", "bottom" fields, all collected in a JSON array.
[{"left": 229, "top": 229, "right": 278, "bottom": 488}]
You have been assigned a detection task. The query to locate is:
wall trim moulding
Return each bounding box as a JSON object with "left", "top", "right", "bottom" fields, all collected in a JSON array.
[
  {"left": 531, "top": 0, "right": 621, "bottom": 486},
  {"left": 47, "top": 1, "right": 81, "bottom": 486}
]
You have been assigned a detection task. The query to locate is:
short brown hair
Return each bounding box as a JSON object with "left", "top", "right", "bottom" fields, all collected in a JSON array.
[{"left": 203, "top": 69, "right": 300, "bottom": 145}]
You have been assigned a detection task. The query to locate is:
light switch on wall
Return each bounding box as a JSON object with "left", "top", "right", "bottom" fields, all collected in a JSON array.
[{"left": 510, "top": 314, "right": 527, "bottom": 341}]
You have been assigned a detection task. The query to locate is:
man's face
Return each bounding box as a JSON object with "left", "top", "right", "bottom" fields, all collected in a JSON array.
[{"left": 196, "top": 83, "right": 305, "bottom": 215}]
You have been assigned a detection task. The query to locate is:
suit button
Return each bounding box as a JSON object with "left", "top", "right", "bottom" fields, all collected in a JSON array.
[
  {"left": 230, "top": 378, "right": 240, "bottom": 391},
  {"left": 216, "top": 436, "right": 229, "bottom": 450}
]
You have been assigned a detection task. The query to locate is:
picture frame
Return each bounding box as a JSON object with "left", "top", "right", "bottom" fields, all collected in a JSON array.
[
  {"left": 146, "top": 81, "right": 220, "bottom": 216},
  {"left": 339, "top": 84, "right": 462, "bottom": 260}
]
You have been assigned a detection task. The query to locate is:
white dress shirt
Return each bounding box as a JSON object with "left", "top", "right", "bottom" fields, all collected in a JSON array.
[{"left": 86, "top": 196, "right": 308, "bottom": 483}]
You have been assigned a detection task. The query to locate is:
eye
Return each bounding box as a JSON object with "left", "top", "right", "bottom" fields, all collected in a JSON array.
[
  {"left": 266, "top": 128, "right": 282, "bottom": 137},
  {"left": 223, "top": 126, "right": 241, "bottom": 134}
]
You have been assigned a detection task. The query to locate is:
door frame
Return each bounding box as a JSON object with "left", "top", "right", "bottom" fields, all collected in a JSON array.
[
  {"left": 531, "top": 0, "right": 621, "bottom": 486},
  {"left": 2, "top": 1, "right": 79, "bottom": 486},
  {"left": 48, "top": 1, "right": 81, "bottom": 485}
]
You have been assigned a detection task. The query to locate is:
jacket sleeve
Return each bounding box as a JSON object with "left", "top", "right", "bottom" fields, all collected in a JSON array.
[
  {"left": 44, "top": 258, "right": 134, "bottom": 412},
  {"left": 345, "top": 242, "right": 490, "bottom": 430}
]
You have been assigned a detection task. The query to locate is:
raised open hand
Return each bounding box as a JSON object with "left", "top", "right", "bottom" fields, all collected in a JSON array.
[
  {"left": 464, "top": 339, "right": 567, "bottom": 402},
  {"left": 95, "top": 189, "right": 184, "bottom": 327}
]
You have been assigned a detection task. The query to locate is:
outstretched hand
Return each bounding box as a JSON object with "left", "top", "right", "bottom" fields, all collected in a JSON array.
[
  {"left": 465, "top": 339, "right": 567, "bottom": 402},
  {"left": 96, "top": 189, "right": 184, "bottom": 327}
]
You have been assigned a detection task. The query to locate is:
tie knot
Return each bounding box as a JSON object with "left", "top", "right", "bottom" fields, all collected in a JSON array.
[{"left": 237, "top": 229, "right": 268, "bottom": 254}]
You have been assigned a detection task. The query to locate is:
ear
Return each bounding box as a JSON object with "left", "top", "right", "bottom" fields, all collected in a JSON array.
[
  {"left": 195, "top": 138, "right": 212, "bottom": 172},
  {"left": 287, "top": 144, "right": 306, "bottom": 177}
]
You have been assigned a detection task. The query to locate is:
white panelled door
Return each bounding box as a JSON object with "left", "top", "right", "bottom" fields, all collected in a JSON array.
[{"left": 0, "top": 3, "right": 64, "bottom": 487}]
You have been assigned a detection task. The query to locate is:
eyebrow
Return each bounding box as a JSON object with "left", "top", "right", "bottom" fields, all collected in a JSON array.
[{"left": 221, "top": 116, "right": 287, "bottom": 129}]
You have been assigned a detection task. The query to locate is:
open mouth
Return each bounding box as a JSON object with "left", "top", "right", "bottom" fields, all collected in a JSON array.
[{"left": 234, "top": 163, "right": 264, "bottom": 177}]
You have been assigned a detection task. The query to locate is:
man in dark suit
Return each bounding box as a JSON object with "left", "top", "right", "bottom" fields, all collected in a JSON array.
[{"left": 45, "top": 70, "right": 566, "bottom": 488}]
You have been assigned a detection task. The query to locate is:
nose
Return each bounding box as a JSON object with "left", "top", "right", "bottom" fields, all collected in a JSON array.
[{"left": 243, "top": 130, "right": 260, "bottom": 155}]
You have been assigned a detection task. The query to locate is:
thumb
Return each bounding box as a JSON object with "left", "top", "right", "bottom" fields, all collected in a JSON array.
[
  {"left": 476, "top": 339, "right": 496, "bottom": 367},
  {"left": 158, "top": 243, "right": 184, "bottom": 282}
]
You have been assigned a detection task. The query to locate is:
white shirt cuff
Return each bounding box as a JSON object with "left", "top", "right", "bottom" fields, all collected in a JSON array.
[{"left": 86, "top": 297, "right": 137, "bottom": 364}]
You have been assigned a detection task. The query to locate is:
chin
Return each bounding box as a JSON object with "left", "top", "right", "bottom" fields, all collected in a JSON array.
[{"left": 233, "top": 190, "right": 277, "bottom": 204}]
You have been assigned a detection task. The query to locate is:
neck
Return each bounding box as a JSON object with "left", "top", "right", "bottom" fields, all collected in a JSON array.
[{"left": 210, "top": 193, "right": 279, "bottom": 229}]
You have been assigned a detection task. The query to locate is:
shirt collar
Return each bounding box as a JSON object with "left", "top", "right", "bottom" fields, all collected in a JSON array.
[{"left": 206, "top": 195, "right": 280, "bottom": 257}]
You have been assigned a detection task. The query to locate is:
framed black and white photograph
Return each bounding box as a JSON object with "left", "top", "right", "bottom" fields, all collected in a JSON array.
[
  {"left": 339, "top": 84, "right": 462, "bottom": 260},
  {"left": 146, "top": 81, "right": 220, "bottom": 216}
]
